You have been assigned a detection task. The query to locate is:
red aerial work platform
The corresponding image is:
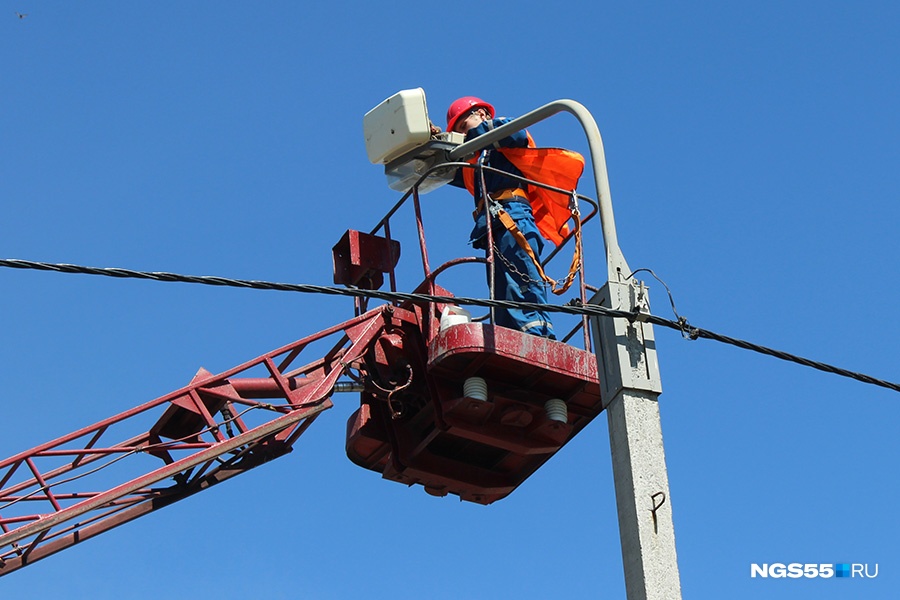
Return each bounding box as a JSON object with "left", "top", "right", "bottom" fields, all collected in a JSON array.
[{"left": 348, "top": 321, "right": 601, "bottom": 504}]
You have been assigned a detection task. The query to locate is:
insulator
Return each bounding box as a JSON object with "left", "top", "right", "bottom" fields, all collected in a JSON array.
[
  {"left": 463, "top": 377, "right": 488, "bottom": 402},
  {"left": 544, "top": 398, "right": 568, "bottom": 423}
]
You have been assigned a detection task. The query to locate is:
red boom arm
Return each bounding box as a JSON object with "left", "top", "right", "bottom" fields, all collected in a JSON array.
[{"left": 0, "top": 306, "right": 397, "bottom": 576}]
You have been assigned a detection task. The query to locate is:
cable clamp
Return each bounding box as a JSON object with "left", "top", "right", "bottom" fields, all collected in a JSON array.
[
  {"left": 632, "top": 281, "right": 651, "bottom": 322},
  {"left": 678, "top": 316, "right": 700, "bottom": 340}
]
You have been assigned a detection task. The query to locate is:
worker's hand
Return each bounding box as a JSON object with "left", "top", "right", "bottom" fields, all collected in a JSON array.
[{"left": 429, "top": 121, "right": 442, "bottom": 136}]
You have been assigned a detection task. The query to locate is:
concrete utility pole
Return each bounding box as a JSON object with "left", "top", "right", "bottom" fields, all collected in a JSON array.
[
  {"left": 451, "top": 100, "right": 682, "bottom": 599},
  {"left": 592, "top": 279, "right": 681, "bottom": 600}
]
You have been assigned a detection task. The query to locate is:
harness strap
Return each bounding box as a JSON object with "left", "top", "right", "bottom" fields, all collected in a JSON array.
[
  {"left": 493, "top": 204, "right": 581, "bottom": 296},
  {"left": 471, "top": 188, "right": 528, "bottom": 220}
]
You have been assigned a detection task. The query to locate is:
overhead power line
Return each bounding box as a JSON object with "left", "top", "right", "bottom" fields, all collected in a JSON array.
[{"left": 1, "top": 257, "right": 898, "bottom": 395}]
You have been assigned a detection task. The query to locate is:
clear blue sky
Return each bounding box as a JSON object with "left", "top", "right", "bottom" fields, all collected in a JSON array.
[{"left": 2, "top": 2, "right": 898, "bottom": 598}]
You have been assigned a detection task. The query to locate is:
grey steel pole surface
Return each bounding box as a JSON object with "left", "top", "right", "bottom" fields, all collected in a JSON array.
[{"left": 452, "top": 100, "right": 682, "bottom": 598}]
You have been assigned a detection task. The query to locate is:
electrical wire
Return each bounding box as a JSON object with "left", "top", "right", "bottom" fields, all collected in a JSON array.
[
  {"left": 0, "top": 258, "right": 622, "bottom": 317},
  {"left": 1, "top": 257, "right": 898, "bottom": 394}
]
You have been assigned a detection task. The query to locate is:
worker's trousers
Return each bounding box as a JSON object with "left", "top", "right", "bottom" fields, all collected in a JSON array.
[{"left": 485, "top": 201, "right": 556, "bottom": 339}]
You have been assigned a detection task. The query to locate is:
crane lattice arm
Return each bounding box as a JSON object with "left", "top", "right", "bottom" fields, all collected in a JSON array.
[{"left": 0, "top": 306, "right": 396, "bottom": 576}]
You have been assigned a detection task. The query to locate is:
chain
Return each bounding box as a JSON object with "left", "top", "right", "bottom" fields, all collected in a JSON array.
[
  {"left": 491, "top": 243, "right": 545, "bottom": 286},
  {"left": 555, "top": 263, "right": 581, "bottom": 290},
  {"left": 491, "top": 241, "right": 581, "bottom": 289},
  {"left": 488, "top": 190, "right": 582, "bottom": 292}
]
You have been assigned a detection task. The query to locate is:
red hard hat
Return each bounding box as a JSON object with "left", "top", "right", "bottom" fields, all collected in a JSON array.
[{"left": 446, "top": 96, "right": 495, "bottom": 133}]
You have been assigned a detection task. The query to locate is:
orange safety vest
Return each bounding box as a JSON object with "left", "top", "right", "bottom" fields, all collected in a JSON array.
[{"left": 461, "top": 133, "right": 585, "bottom": 246}]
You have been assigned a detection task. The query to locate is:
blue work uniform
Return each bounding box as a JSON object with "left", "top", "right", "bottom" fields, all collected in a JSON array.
[{"left": 453, "top": 118, "right": 556, "bottom": 339}]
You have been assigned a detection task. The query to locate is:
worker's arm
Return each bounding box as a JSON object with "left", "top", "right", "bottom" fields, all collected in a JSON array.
[{"left": 466, "top": 117, "right": 528, "bottom": 149}]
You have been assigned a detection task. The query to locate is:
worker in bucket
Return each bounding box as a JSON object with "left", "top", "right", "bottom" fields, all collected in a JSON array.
[{"left": 446, "top": 96, "right": 585, "bottom": 340}]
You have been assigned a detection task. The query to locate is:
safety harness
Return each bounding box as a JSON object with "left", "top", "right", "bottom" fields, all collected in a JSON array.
[
  {"left": 463, "top": 128, "right": 585, "bottom": 295},
  {"left": 484, "top": 186, "right": 582, "bottom": 295}
]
